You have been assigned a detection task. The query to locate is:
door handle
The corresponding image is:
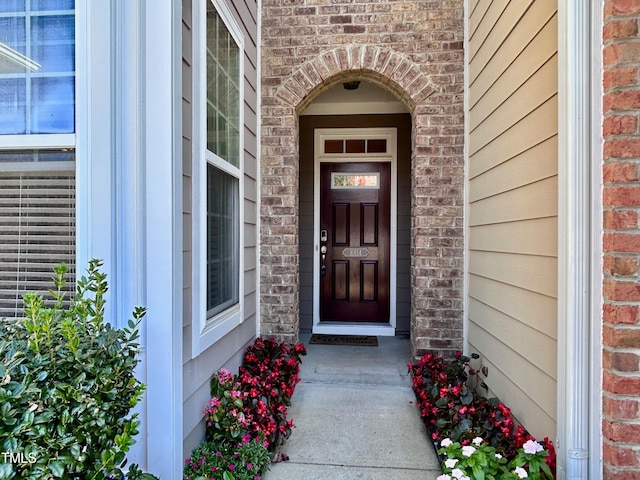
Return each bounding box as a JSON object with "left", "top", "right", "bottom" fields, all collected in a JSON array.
[{"left": 320, "top": 245, "right": 327, "bottom": 276}]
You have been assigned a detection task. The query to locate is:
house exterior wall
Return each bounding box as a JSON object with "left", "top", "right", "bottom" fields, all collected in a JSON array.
[
  {"left": 181, "top": 0, "right": 260, "bottom": 457},
  {"left": 466, "top": 0, "right": 559, "bottom": 442},
  {"left": 260, "top": 0, "right": 465, "bottom": 357},
  {"left": 602, "top": 1, "right": 640, "bottom": 477}
]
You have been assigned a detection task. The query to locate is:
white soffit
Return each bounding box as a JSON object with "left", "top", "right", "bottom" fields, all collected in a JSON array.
[{"left": 301, "top": 81, "right": 408, "bottom": 116}]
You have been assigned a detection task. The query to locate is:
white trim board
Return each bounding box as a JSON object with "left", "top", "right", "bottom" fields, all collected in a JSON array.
[{"left": 140, "top": 0, "right": 183, "bottom": 476}]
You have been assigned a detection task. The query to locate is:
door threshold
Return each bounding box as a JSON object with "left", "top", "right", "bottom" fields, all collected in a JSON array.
[{"left": 313, "top": 322, "right": 395, "bottom": 336}]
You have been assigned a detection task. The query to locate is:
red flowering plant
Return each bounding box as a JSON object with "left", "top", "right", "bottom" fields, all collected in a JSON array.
[
  {"left": 239, "top": 337, "right": 307, "bottom": 452},
  {"left": 408, "top": 351, "right": 556, "bottom": 478},
  {"left": 408, "top": 351, "right": 473, "bottom": 443}
]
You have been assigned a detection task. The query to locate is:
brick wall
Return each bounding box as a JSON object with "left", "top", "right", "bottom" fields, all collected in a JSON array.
[
  {"left": 260, "top": 0, "right": 465, "bottom": 357},
  {"left": 603, "top": 1, "right": 640, "bottom": 478}
]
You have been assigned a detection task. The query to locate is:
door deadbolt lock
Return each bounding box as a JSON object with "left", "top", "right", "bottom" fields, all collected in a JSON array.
[{"left": 320, "top": 229, "right": 328, "bottom": 242}]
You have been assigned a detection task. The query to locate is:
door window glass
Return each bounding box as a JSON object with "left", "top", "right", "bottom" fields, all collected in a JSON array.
[{"left": 331, "top": 172, "right": 380, "bottom": 189}]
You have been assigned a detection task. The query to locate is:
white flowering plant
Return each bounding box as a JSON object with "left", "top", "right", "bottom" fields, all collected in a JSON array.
[{"left": 437, "top": 437, "right": 554, "bottom": 480}]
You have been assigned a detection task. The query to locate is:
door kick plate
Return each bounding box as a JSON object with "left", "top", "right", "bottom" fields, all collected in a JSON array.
[{"left": 342, "top": 247, "right": 370, "bottom": 258}]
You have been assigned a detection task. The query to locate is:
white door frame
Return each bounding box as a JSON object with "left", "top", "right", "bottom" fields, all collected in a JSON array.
[{"left": 312, "top": 127, "right": 397, "bottom": 336}]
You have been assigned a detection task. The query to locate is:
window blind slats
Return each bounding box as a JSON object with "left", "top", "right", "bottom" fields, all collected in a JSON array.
[{"left": 0, "top": 171, "right": 75, "bottom": 319}]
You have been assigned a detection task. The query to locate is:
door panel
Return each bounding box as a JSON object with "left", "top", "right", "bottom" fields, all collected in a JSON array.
[
  {"left": 360, "top": 261, "right": 378, "bottom": 301},
  {"left": 361, "top": 204, "right": 378, "bottom": 245},
  {"left": 333, "top": 204, "right": 349, "bottom": 245},
  {"left": 320, "top": 162, "right": 390, "bottom": 323}
]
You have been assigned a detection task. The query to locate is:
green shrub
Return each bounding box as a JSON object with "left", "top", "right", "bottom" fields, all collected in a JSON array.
[{"left": 0, "top": 260, "right": 157, "bottom": 480}]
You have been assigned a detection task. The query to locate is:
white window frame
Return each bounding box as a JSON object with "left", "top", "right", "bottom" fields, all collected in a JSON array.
[{"left": 192, "top": 0, "right": 245, "bottom": 357}]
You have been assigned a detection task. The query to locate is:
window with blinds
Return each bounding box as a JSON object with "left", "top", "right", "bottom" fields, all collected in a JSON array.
[
  {"left": 0, "top": 170, "right": 75, "bottom": 319},
  {"left": 0, "top": 0, "right": 77, "bottom": 320}
]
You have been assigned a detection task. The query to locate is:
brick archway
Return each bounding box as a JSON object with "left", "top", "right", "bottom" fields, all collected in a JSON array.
[
  {"left": 275, "top": 45, "right": 436, "bottom": 113},
  {"left": 261, "top": 15, "right": 465, "bottom": 360}
]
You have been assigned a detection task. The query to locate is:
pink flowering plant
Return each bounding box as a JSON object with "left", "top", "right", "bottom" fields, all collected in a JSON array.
[
  {"left": 437, "top": 437, "right": 553, "bottom": 480},
  {"left": 183, "top": 434, "right": 270, "bottom": 480},
  {"left": 205, "top": 369, "right": 252, "bottom": 443}
]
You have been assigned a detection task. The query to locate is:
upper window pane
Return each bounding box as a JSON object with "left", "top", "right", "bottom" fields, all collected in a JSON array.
[
  {"left": 206, "top": 2, "right": 240, "bottom": 167},
  {"left": 31, "top": 0, "right": 75, "bottom": 10},
  {"left": 31, "top": 15, "right": 75, "bottom": 72},
  {"left": 0, "top": 1, "right": 75, "bottom": 12},
  {"left": 0, "top": 78, "right": 26, "bottom": 133},
  {"left": 31, "top": 76, "right": 74, "bottom": 133},
  {"left": 0, "top": 2, "right": 75, "bottom": 135},
  {"left": 0, "top": 1, "right": 25, "bottom": 13}
]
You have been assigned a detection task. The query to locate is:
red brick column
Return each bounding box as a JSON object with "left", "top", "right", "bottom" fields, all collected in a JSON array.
[{"left": 603, "top": 1, "right": 640, "bottom": 477}]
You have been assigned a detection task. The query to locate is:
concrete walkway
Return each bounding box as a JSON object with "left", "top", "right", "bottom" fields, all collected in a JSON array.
[{"left": 263, "top": 334, "right": 442, "bottom": 480}]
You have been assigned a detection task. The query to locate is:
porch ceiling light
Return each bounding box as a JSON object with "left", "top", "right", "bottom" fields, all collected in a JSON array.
[{"left": 343, "top": 81, "right": 360, "bottom": 90}]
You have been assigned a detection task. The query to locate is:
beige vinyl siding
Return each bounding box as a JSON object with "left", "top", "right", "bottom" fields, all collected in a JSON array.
[
  {"left": 182, "top": 0, "right": 259, "bottom": 456},
  {"left": 467, "top": 0, "right": 558, "bottom": 441}
]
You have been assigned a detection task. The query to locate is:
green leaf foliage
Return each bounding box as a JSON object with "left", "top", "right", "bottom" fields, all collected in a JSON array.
[
  {"left": 183, "top": 437, "right": 270, "bottom": 480},
  {"left": 0, "top": 260, "right": 158, "bottom": 479}
]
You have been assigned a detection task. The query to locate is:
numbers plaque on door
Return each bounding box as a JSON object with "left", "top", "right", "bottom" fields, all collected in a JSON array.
[{"left": 342, "top": 247, "right": 370, "bottom": 258}]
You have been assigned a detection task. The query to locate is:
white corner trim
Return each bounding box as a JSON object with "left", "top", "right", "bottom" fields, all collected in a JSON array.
[
  {"left": 256, "top": 0, "right": 263, "bottom": 339},
  {"left": 141, "top": 0, "right": 183, "bottom": 477},
  {"left": 462, "top": 0, "right": 470, "bottom": 356},
  {"left": 74, "top": 0, "right": 113, "bottom": 291}
]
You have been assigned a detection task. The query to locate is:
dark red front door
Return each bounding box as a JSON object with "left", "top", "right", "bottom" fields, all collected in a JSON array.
[{"left": 320, "top": 162, "right": 390, "bottom": 323}]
